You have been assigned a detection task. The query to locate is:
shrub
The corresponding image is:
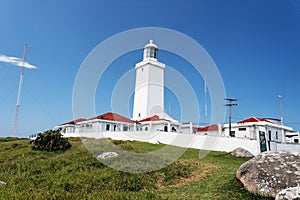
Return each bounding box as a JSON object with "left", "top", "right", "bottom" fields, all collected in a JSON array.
[{"left": 31, "top": 130, "right": 71, "bottom": 152}]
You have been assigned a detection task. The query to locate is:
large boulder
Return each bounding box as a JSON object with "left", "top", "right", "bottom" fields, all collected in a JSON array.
[
  {"left": 276, "top": 187, "right": 300, "bottom": 200},
  {"left": 230, "top": 147, "right": 254, "bottom": 158},
  {"left": 236, "top": 151, "right": 300, "bottom": 197}
]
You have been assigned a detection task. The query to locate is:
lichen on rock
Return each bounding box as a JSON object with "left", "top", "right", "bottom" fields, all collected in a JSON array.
[{"left": 236, "top": 151, "right": 300, "bottom": 197}]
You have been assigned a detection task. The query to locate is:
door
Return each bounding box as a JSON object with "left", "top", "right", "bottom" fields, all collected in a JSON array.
[
  {"left": 259, "top": 131, "right": 267, "bottom": 152},
  {"left": 164, "top": 125, "right": 168, "bottom": 132}
]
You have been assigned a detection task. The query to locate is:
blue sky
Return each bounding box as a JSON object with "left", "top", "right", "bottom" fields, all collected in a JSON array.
[{"left": 0, "top": 0, "right": 300, "bottom": 138}]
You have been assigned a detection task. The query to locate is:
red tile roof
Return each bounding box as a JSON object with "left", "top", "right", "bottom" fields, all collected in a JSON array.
[
  {"left": 237, "top": 117, "right": 270, "bottom": 124},
  {"left": 90, "top": 112, "right": 136, "bottom": 123},
  {"left": 59, "top": 118, "right": 86, "bottom": 126},
  {"left": 197, "top": 124, "right": 222, "bottom": 132},
  {"left": 138, "top": 115, "right": 171, "bottom": 122}
]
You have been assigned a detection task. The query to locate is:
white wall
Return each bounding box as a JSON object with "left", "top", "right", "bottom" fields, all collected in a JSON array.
[
  {"left": 132, "top": 65, "right": 149, "bottom": 120},
  {"left": 197, "top": 130, "right": 220, "bottom": 136},
  {"left": 76, "top": 131, "right": 260, "bottom": 156},
  {"left": 276, "top": 143, "right": 300, "bottom": 151},
  {"left": 133, "top": 59, "right": 165, "bottom": 120}
]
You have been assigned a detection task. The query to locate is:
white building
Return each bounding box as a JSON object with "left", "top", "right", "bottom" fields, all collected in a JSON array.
[
  {"left": 285, "top": 131, "right": 300, "bottom": 144},
  {"left": 56, "top": 118, "right": 86, "bottom": 137},
  {"left": 196, "top": 124, "right": 224, "bottom": 136},
  {"left": 223, "top": 117, "right": 294, "bottom": 152},
  {"left": 138, "top": 115, "right": 181, "bottom": 132},
  {"left": 48, "top": 40, "right": 300, "bottom": 155},
  {"left": 54, "top": 40, "right": 184, "bottom": 139},
  {"left": 181, "top": 122, "right": 199, "bottom": 134},
  {"left": 132, "top": 40, "right": 171, "bottom": 121},
  {"left": 55, "top": 112, "right": 139, "bottom": 138}
]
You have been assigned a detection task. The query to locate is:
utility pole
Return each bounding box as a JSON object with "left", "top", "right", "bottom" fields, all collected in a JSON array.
[
  {"left": 12, "top": 44, "right": 28, "bottom": 137},
  {"left": 224, "top": 98, "right": 238, "bottom": 137}
]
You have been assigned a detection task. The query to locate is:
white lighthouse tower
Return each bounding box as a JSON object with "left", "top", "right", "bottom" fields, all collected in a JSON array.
[{"left": 132, "top": 40, "right": 166, "bottom": 121}]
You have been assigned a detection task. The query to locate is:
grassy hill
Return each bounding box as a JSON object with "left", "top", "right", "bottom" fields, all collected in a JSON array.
[{"left": 0, "top": 137, "right": 272, "bottom": 199}]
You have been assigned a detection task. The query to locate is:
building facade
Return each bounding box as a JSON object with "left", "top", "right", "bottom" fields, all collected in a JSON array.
[
  {"left": 55, "top": 112, "right": 139, "bottom": 138},
  {"left": 132, "top": 40, "right": 165, "bottom": 121},
  {"left": 223, "top": 117, "right": 294, "bottom": 152},
  {"left": 138, "top": 115, "right": 181, "bottom": 133}
]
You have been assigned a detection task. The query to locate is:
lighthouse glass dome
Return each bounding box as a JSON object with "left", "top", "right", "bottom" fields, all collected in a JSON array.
[{"left": 143, "top": 40, "right": 158, "bottom": 59}]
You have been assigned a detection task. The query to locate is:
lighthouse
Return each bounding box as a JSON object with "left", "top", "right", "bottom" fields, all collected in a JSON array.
[{"left": 132, "top": 40, "right": 165, "bottom": 120}]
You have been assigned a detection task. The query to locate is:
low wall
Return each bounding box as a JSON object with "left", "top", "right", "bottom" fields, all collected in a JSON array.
[
  {"left": 78, "top": 131, "right": 260, "bottom": 156},
  {"left": 276, "top": 143, "right": 300, "bottom": 151},
  {"left": 190, "top": 135, "right": 259, "bottom": 155}
]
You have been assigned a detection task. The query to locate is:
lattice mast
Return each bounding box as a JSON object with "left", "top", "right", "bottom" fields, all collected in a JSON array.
[
  {"left": 12, "top": 44, "right": 28, "bottom": 137},
  {"left": 204, "top": 72, "right": 207, "bottom": 124}
]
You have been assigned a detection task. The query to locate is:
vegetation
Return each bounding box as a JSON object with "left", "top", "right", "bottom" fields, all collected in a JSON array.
[
  {"left": 0, "top": 137, "right": 272, "bottom": 199},
  {"left": 31, "top": 130, "right": 71, "bottom": 152}
]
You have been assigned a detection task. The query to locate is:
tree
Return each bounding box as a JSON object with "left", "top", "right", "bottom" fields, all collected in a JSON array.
[{"left": 31, "top": 129, "right": 71, "bottom": 152}]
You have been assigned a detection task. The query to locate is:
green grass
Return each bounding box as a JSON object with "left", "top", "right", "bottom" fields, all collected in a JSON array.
[{"left": 0, "top": 137, "right": 273, "bottom": 199}]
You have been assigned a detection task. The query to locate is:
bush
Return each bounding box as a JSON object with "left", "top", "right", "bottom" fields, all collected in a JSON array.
[{"left": 31, "top": 130, "right": 71, "bottom": 152}]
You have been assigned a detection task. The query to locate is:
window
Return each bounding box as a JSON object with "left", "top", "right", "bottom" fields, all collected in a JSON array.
[
  {"left": 145, "top": 127, "right": 148, "bottom": 131},
  {"left": 230, "top": 131, "right": 235, "bottom": 137},
  {"left": 146, "top": 49, "right": 150, "bottom": 58},
  {"left": 150, "top": 48, "right": 155, "bottom": 58},
  {"left": 106, "top": 124, "right": 110, "bottom": 131},
  {"left": 123, "top": 126, "right": 128, "bottom": 131},
  {"left": 238, "top": 127, "right": 246, "bottom": 131},
  {"left": 276, "top": 131, "right": 278, "bottom": 140},
  {"left": 138, "top": 113, "right": 141, "bottom": 117},
  {"left": 114, "top": 125, "right": 117, "bottom": 131},
  {"left": 145, "top": 47, "right": 157, "bottom": 59}
]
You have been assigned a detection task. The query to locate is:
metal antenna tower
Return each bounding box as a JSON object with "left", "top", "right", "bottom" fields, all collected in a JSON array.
[
  {"left": 204, "top": 72, "right": 208, "bottom": 124},
  {"left": 12, "top": 44, "right": 28, "bottom": 137},
  {"left": 224, "top": 98, "right": 238, "bottom": 137},
  {"left": 279, "top": 95, "right": 283, "bottom": 125}
]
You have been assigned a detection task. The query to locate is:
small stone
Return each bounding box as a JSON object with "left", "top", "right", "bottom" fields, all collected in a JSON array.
[
  {"left": 96, "top": 152, "right": 119, "bottom": 160},
  {"left": 295, "top": 171, "right": 300, "bottom": 176},
  {"left": 230, "top": 147, "right": 254, "bottom": 158},
  {"left": 276, "top": 186, "right": 300, "bottom": 200},
  {"left": 0, "top": 181, "right": 6, "bottom": 186},
  {"left": 291, "top": 152, "right": 300, "bottom": 156}
]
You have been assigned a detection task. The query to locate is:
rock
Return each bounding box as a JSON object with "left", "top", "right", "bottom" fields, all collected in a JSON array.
[
  {"left": 230, "top": 147, "right": 254, "bottom": 158},
  {"left": 236, "top": 151, "right": 300, "bottom": 197},
  {"left": 0, "top": 181, "right": 6, "bottom": 186},
  {"left": 276, "top": 187, "right": 300, "bottom": 200},
  {"left": 97, "top": 152, "right": 119, "bottom": 160}
]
